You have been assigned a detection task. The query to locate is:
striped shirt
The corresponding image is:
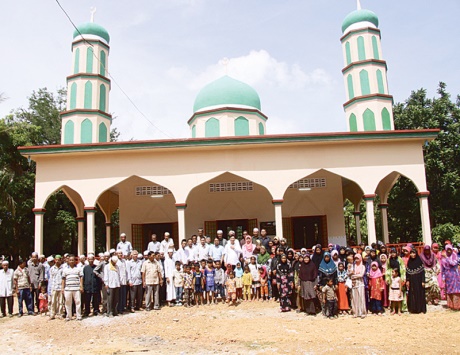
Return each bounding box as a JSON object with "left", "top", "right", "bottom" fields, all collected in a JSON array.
[{"left": 62, "top": 266, "right": 82, "bottom": 291}]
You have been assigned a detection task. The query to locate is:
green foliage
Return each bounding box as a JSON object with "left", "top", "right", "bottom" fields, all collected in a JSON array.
[{"left": 431, "top": 223, "right": 460, "bottom": 245}]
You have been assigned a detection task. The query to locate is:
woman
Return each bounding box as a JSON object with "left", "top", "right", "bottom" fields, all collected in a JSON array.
[
  {"left": 349, "top": 254, "right": 366, "bottom": 318},
  {"left": 406, "top": 249, "right": 426, "bottom": 314},
  {"left": 270, "top": 247, "right": 283, "bottom": 302},
  {"left": 242, "top": 235, "right": 255, "bottom": 261},
  {"left": 318, "top": 252, "right": 338, "bottom": 286},
  {"left": 276, "top": 254, "right": 294, "bottom": 312},
  {"left": 385, "top": 248, "right": 407, "bottom": 311},
  {"left": 401, "top": 246, "right": 411, "bottom": 267},
  {"left": 298, "top": 254, "right": 317, "bottom": 315},
  {"left": 441, "top": 244, "right": 460, "bottom": 310},
  {"left": 311, "top": 244, "right": 323, "bottom": 270},
  {"left": 257, "top": 246, "right": 270, "bottom": 268},
  {"left": 432, "top": 243, "right": 445, "bottom": 300},
  {"left": 331, "top": 250, "right": 340, "bottom": 267},
  {"left": 419, "top": 245, "right": 441, "bottom": 305},
  {"left": 379, "top": 253, "right": 389, "bottom": 308},
  {"left": 338, "top": 246, "right": 347, "bottom": 262}
]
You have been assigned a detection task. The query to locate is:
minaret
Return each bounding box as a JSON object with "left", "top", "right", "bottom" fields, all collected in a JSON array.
[
  {"left": 61, "top": 8, "right": 112, "bottom": 144},
  {"left": 341, "top": 1, "right": 394, "bottom": 132}
]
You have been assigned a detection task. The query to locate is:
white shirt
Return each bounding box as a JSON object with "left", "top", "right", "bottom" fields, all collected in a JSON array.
[
  {"left": 196, "top": 244, "right": 210, "bottom": 261},
  {"left": 117, "top": 241, "right": 133, "bottom": 255},
  {"left": 223, "top": 241, "right": 242, "bottom": 266},
  {"left": 160, "top": 239, "right": 174, "bottom": 253},
  {"left": 103, "top": 263, "right": 121, "bottom": 288},
  {"left": 184, "top": 246, "right": 196, "bottom": 263},
  {"left": 0, "top": 268, "right": 14, "bottom": 297},
  {"left": 116, "top": 259, "right": 128, "bottom": 285},
  {"left": 147, "top": 241, "right": 161, "bottom": 253}
]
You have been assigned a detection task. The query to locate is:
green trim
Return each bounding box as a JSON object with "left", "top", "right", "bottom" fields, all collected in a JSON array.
[
  {"left": 382, "top": 108, "right": 391, "bottom": 130},
  {"left": 258, "top": 122, "right": 265, "bottom": 135},
  {"left": 188, "top": 108, "right": 267, "bottom": 126},
  {"left": 74, "top": 48, "right": 80, "bottom": 74},
  {"left": 363, "top": 109, "right": 376, "bottom": 131},
  {"left": 342, "top": 59, "right": 387, "bottom": 75},
  {"left": 69, "top": 82, "right": 77, "bottom": 110},
  {"left": 98, "top": 122, "right": 108, "bottom": 143},
  {"left": 347, "top": 74, "right": 354, "bottom": 100},
  {"left": 100, "top": 50, "right": 106, "bottom": 76},
  {"left": 99, "top": 84, "right": 107, "bottom": 112},
  {"left": 357, "top": 36, "right": 366, "bottom": 61},
  {"left": 84, "top": 81, "right": 93, "bottom": 109},
  {"left": 191, "top": 125, "right": 196, "bottom": 138},
  {"left": 376, "top": 69, "right": 385, "bottom": 94},
  {"left": 340, "top": 28, "right": 380, "bottom": 43},
  {"left": 72, "top": 39, "right": 110, "bottom": 51},
  {"left": 19, "top": 130, "right": 439, "bottom": 155},
  {"left": 205, "top": 117, "right": 220, "bottom": 137},
  {"left": 81, "top": 119, "right": 93, "bottom": 143},
  {"left": 86, "top": 47, "right": 93, "bottom": 73},
  {"left": 234, "top": 116, "right": 249, "bottom": 136},
  {"left": 67, "top": 74, "right": 111, "bottom": 86},
  {"left": 343, "top": 94, "right": 393, "bottom": 109},
  {"left": 345, "top": 41, "right": 352, "bottom": 65},
  {"left": 64, "top": 120, "right": 74, "bottom": 144},
  {"left": 349, "top": 113, "right": 358, "bottom": 132},
  {"left": 61, "top": 109, "right": 112, "bottom": 122},
  {"left": 372, "top": 36, "right": 380, "bottom": 59},
  {"left": 359, "top": 70, "right": 370, "bottom": 95}
]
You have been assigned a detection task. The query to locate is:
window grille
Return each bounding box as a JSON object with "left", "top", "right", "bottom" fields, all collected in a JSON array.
[
  {"left": 289, "top": 178, "right": 326, "bottom": 189},
  {"left": 209, "top": 182, "right": 253, "bottom": 193},
  {"left": 135, "top": 185, "right": 171, "bottom": 196}
]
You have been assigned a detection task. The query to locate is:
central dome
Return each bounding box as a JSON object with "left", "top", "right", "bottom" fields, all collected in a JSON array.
[
  {"left": 193, "top": 76, "right": 261, "bottom": 113},
  {"left": 73, "top": 22, "right": 110, "bottom": 43},
  {"left": 342, "top": 9, "right": 379, "bottom": 33}
]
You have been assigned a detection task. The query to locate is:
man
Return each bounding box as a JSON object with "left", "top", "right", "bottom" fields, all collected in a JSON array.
[
  {"left": 104, "top": 255, "right": 121, "bottom": 317},
  {"left": 251, "top": 228, "right": 260, "bottom": 244},
  {"left": 0, "top": 260, "right": 14, "bottom": 317},
  {"left": 77, "top": 255, "right": 87, "bottom": 268},
  {"left": 147, "top": 234, "right": 161, "bottom": 253},
  {"left": 61, "top": 255, "right": 83, "bottom": 321},
  {"left": 27, "top": 252, "right": 44, "bottom": 312},
  {"left": 260, "top": 229, "right": 271, "bottom": 250},
  {"left": 160, "top": 232, "right": 174, "bottom": 253},
  {"left": 191, "top": 234, "right": 198, "bottom": 247},
  {"left": 127, "top": 250, "right": 143, "bottom": 311},
  {"left": 82, "top": 254, "right": 101, "bottom": 316},
  {"left": 184, "top": 238, "right": 196, "bottom": 264},
  {"left": 196, "top": 236, "right": 210, "bottom": 261},
  {"left": 174, "top": 239, "right": 188, "bottom": 265},
  {"left": 216, "top": 230, "right": 227, "bottom": 247},
  {"left": 93, "top": 251, "right": 110, "bottom": 314},
  {"left": 141, "top": 251, "right": 163, "bottom": 311},
  {"left": 45, "top": 256, "right": 54, "bottom": 313},
  {"left": 117, "top": 233, "right": 133, "bottom": 256},
  {"left": 164, "top": 248, "right": 176, "bottom": 307},
  {"left": 49, "top": 255, "right": 64, "bottom": 320},
  {"left": 116, "top": 250, "right": 129, "bottom": 314},
  {"left": 14, "top": 258, "right": 34, "bottom": 316},
  {"left": 209, "top": 237, "right": 224, "bottom": 263},
  {"left": 223, "top": 235, "right": 242, "bottom": 268}
]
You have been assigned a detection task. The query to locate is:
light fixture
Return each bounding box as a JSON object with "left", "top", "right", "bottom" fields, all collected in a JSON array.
[
  {"left": 150, "top": 195, "right": 164, "bottom": 198},
  {"left": 298, "top": 188, "right": 312, "bottom": 191}
]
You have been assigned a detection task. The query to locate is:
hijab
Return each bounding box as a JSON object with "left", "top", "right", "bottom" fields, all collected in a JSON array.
[
  {"left": 389, "top": 248, "right": 400, "bottom": 271},
  {"left": 353, "top": 254, "right": 365, "bottom": 275},
  {"left": 419, "top": 245, "right": 436, "bottom": 268},
  {"left": 331, "top": 250, "right": 340, "bottom": 267},
  {"left": 299, "top": 255, "right": 317, "bottom": 281},
  {"left": 257, "top": 247, "right": 270, "bottom": 265},
  {"left": 442, "top": 244, "right": 458, "bottom": 269},
  {"left": 311, "top": 244, "right": 323, "bottom": 269},
  {"left": 277, "top": 254, "right": 291, "bottom": 276},
  {"left": 338, "top": 246, "right": 347, "bottom": 262},
  {"left": 406, "top": 249, "right": 424, "bottom": 275},
  {"left": 369, "top": 261, "right": 383, "bottom": 279},
  {"left": 319, "top": 252, "right": 337, "bottom": 275},
  {"left": 243, "top": 236, "right": 254, "bottom": 253}
]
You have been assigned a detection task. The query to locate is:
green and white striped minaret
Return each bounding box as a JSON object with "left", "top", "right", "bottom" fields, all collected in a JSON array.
[
  {"left": 341, "top": 0, "right": 394, "bottom": 132},
  {"left": 61, "top": 8, "right": 112, "bottom": 144}
]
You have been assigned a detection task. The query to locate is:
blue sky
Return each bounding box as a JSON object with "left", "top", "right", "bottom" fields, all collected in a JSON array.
[{"left": 1, "top": 0, "right": 459, "bottom": 140}]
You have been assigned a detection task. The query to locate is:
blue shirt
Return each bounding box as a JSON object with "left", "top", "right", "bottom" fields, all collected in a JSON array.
[{"left": 209, "top": 245, "right": 224, "bottom": 261}]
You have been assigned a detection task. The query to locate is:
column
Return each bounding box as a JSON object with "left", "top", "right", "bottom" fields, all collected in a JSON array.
[
  {"left": 417, "top": 191, "right": 432, "bottom": 245},
  {"left": 272, "top": 199, "right": 284, "bottom": 239},
  {"left": 363, "top": 194, "right": 377, "bottom": 245},
  {"left": 85, "top": 207, "right": 97, "bottom": 254},
  {"left": 378, "top": 203, "right": 389, "bottom": 244},
  {"left": 176, "top": 203, "right": 187, "bottom": 245},
  {"left": 32, "top": 208, "right": 46, "bottom": 255},
  {"left": 76, "top": 217, "right": 85, "bottom": 255},
  {"left": 105, "top": 222, "right": 112, "bottom": 252},
  {"left": 353, "top": 211, "right": 361, "bottom": 245}
]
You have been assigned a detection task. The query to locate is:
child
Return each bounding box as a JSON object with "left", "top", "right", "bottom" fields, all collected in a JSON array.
[
  {"left": 225, "top": 272, "right": 237, "bottom": 306},
  {"left": 322, "top": 278, "right": 337, "bottom": 319},
  {"left": 234, "top": 262, "right": 244, "bottom": 301},
  {"left": 200, "top": 260, "right": 207, "bottom": 302},
  {"left": 193, "top": 264, "right": 204, "bottom": 306},
  {"left": 389, "top": 268, "right": 403, "bottom": 316},
  {"left": 248, "top": 256, "right": 261, "bottom": 301},
  {"left": 183, "top": 265, "right": 194, "bottom": 307},
  {"left": 173, "top": 261, "right": 184, "bottom": 306},
  {"left": 336, "top": 262, "right": 350, "bottom": 315},
  {"left": 214, "top": 261, "right": 225, "bottom": 303},
  {"left": 204, "top": 260, "right": 215, "bottom": 305},
  {"left": 241, "top": 266, "right": 253, "bottom": 301},
  {"left": 368, "top": 261, "right": 384, "bottom": 316},
  {"left": 39, "top": 285, "right": 49, "bottom": 315},
  {"left": 259, "top": 266, "right": 269, "bottom": 301}
]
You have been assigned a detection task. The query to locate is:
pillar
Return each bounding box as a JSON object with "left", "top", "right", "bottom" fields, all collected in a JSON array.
[
  {"left": 105, "top": 222, "right": 112, "bottom": 252},
  {"left": 272, "top": 199, "right": 284, "bottom": 240},
  {"left": 417, "top": 191, "right": 432, "bottom": 245},
  {"left": 33, "top": 208, "right": 46, "bottom": 255},
  {"left": 378, "top": 203, "right": 389, "bottom": 244},
  {"left": 363, "top": 194, "right": 377, "bottom": 245},
  {"left": 353, "top": 211, "right": 361, "bottom": 245},
  {"left": 85, "top": 207, "right": 97, "bottom": 254},
  {"left": 76, "top": 217, "right": 85, "bottom": 255},
  {"left": 176, "top": 203, "right": 187, "bottom": 246}
]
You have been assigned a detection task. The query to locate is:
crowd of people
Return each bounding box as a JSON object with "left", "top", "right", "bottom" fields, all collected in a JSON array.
[{"left": 0, "top": 228, "right": 459, "bottom": 321}]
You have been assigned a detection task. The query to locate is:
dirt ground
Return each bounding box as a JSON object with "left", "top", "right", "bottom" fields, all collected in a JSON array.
[{"left": 1, "top": 299, "right": 459, "bottom": 355}]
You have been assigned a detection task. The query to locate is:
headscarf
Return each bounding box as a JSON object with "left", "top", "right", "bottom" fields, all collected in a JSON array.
[
  {"left": 277, "top": 254, "right": 291, "bottom": 276},
  {"left": 369, "top": 261, "right": 383, "bottom": 279},
  {"left": 331, "top": 250, "right": 340, "bottom": 267},
  {"left": 257, "top": 247, "right": 270, "bottom": 265},
  {"left": 259, "top": 265, "right": 267, "bottom": 279},
  {"left": 419, "top": 245, "right": 436, "bottom": 268},
  {"left": 318, "top": 252, "right": 337, "bottom": 275},
  {"left": 406, "top": 249, "right": 424, "bottom": 275},
  {"left": 311, "top": 244, "right": 323, "bottom": 269},
  {"left": 389, "top": 248, "right": 400, "bottom": 271},
  {"left": 299, "top": 255, "right": 317, "bottom": 281},
  {"left": 242, "top": 236, "right": 254, "bottom": 253},
  {"left": 442, "top": 244, "right": 458, "bottom": 269},
  {"left": 337, "top": 262, "right": 348, "bottom": 282},
  {"left": 353, "top": 254, "right": 365, "bottom": 275},
  {"left": 338, "top": 246, "right": 347, "bottom": 262},
  {"left": 379, "top": 253, "right": 388, "bottom": 272}
]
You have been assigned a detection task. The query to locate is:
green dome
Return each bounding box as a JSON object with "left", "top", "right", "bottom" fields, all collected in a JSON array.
[
  {"left": 73, "top": 22, "right": 110, "bottom": 43},
  {"left": 342, "top": 9, "right": 379, "bottom": 33},
  {"left": 193, "top": 76, "right": 261, "bottom": 113}
]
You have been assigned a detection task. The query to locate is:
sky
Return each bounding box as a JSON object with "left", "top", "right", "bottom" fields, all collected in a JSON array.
[{"left": 1, "top": 0, "right": 459, "bottom": 141}]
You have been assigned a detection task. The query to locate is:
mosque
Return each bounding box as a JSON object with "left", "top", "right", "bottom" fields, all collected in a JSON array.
[{"left": 20, "top": 4, "right": 437, "bottom": 255}]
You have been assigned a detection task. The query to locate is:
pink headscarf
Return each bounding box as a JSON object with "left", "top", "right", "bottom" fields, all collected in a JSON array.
[
  {"left": 369, "top": 261, "right": 383, "bottom": 279},
  {"left": 353, "top": 254, "right": 365, "bottom": 275},
  {"left": 420, "top": 245, "right": 436, "bottom": 268},
  {"left": 243, "top": 236, "right": 254, "bottom": 253},
  {"left": 442, "top": 244, "right": 458, "bottom": 269}
]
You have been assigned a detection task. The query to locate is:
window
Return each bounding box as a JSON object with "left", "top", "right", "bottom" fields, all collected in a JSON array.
[
  {"left": 86, "top": 47, "right": 93, "bottom": 73},
  {"left": 81, "top": 118, "right": 93, "bottom": 143},
  {"left": 69, "top": 82, "right": 77, "bottom": 110},
  {"left": 99, "top": 122, "right": 108, "bottom": 142},
  {"left": 349, "top": 113, "right": 358, "bottom": 132},
  {"left": 376, "top": 69, "right": 385, "bottom": 94},
  {"left": 359, "top": 70, "right": 370, "bottom": 95},
  {"left": 84, "top": 81, "right": 92, "bottom": 109},
  {"left": 234, "top": 116, "right": 249, "bottom": 136},
  {"left": 363, "top": 109, "right": 376, "bottom": 131},
  {"left": 74, "top": 48, "right": 80, "bottom": 74},
  {"left": 345, "top": 41, "right": 352, "bottom": 65},
  {"left": 347, "top": 74, "right": 354, "bottom": 100},
  {"left": 64, "top": 120, "right": 74, "bottom": 144},
  {"left": 357, "top": 36, "right": 366, "bottom": 61},
  {"left": 135, "top": 185, "right": 172, "bottom": 196},
  {"left": 258, "top": 122, "right": 265, "bottom": 135},
  {"left": 382, "top": 108, "right": 391, "bottom": 130},
  {"left": 205, "top": 117, "right": 220, "bottom": 137},
  {"left": 372, "top": 36, "right": 379, "bottom": 60},
  {"left": 289, "top": 178, "right": 327, "bottom": 189},
  {"left": 100, "top": 50, "right": 106, "bottom": 76},
  {"left": 99, "top": 84, "right": 106, "bottom": 111},
  {"left": 209, "top": 182, "right": 253, "bottom": 193}
]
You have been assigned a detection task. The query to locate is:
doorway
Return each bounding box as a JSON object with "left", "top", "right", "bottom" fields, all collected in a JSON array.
[
  {"left": 292, "top": 216, "right": 327, "bottom": 249},
  {"left": 217, "top": 219, "right": 249, "bottom": 240}
]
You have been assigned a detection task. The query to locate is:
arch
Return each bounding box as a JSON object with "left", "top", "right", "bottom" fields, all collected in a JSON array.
[
  {"left": 41, "top": 184, "right": 85, "bottom": 215},
  {"left": 349, "top": 113, "right": 358, "bottom": 132},
  {"left": 345, "top": 41, "right": 352, "bottom": 65},
  {"left": 372, "top": 36, "right": 380, "bottom": 59},
  {"left": 86, "top": 47, "right": 93, "bottom": 73},
  {"left": 347, "top": 74, "right": 354, "bottom": 100},
  {"left": 376, "top": 69, "right": 385, "bottom": 94},
  {"left": 382, "top": 108, "right": 391, "bottom": 130},
  {"left": 100, "top": 50, "right": 106, "bottom": 76},
  {"left": 205, "top": 117, "right": 220, "bottom": 137},
  {"left": 363, "top": 109, "right": 376, "bottom": 131},
  {"left": 84, "top": 81, "right": 93, "bottom": 109},
  {"left": 359, "top": 69, "right": 370, "bottom": 95},
  {"left": 357, "top": 36, "right": 366, "bottom": 61},
  {"left": 74, "top": 48, "right": 80, "bottom": 74},
  {"left": 258, "top": 122, "right": 265, "bottom": 135},
  {"left": 98, "top": 122, "right": 108, "bottom": 143},
  {"left": 69, "top": 82, "right": 77, "bottom": 110},
  {"left": 99, "top": 84, "right": 106, "bottom": 112},
  {"left": 81, "top": 118, "right": 93, "bottom": 143},
  {"left": 64, "top": 120, "right": 74, "bottom": 144},
  {"left": 191, "top": 125, "right": 196, "bottom": 138},
  {"left": 234, "top": 116, "right": 249, "bottom": 136}
]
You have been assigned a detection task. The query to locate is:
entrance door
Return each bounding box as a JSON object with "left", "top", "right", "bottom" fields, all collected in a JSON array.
[
  {"left": 292, "top": 216, "right": 326, "bottom": 249},
  {"left": 217, "top": 219, "right": 249, "bottom": 240},
  {"left": 142, "top": 223, "right": 175, "bottom": 249}
]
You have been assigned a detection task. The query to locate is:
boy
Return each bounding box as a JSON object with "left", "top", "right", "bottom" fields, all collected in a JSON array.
[
  {"left": 322, "top": 278, "right": 338, "bottom": 319},
  {"left": 183, "top": 265, "right": 194, "bottom": 307},
  {"left": 214, "top": 261, "right": 225, "bottom": 303},
  {"left": 172, "top": 261, "right": 184, "bottom": 306}
]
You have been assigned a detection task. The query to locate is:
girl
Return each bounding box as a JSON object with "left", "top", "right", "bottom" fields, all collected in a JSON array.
[
  {"left": 420, "top": 245, "right": 441, "bottom": 305},
  {"left": 336, "top": 262, "right": 350, "bottom": 315},
  {"left": 241, "top": 266, "right": 253, "bottom": 301},
  {"left": 331, "top": 250, "right": 340, "bottom": 267},
  {"left": 385, "top": 248, "right": 407, "bottom": 312},
  {"left": 349, "top": 254, "right": 366, "bottom": 318},
  {"left": 441, "top": 244, "right": 460, "bottom": 310},
  {"left": 183, "top": 265, "right": 194, "bottom": 307},
  {"left": 379, "top": 253, "right": 389, "bottom": 308},
  {"left": 432, "top": 243, "right": 445, "bottom": 300},
  {"left": 259, "top": 266, "right": 269, "bottom": 301},
  {"left": 294, "top": 255, "right": 304, "bottom": 311},
  {"left": 389, "top": 268, "right": 403, "bottom": 315},
  {"left": 204, "top": 260, "right": 215, "bottom": 305},
  {"left": 368, "top": 261, "right": 384, "bottom": 315},
  {"left": 311, "top": 245, "right": 323, "bottom": 270},
  {"left": 234, "top": 262, "right": 244, "bottom": 301},
  {"left": 406, "top": 249, "right": 426, "bottom": 314},
  {"left": 248, "top": 256, "right": 260, "bottom": 301},
  {"left": 225, "top": 272, "right": 237, "bottom": 306},
  {"left": 242, "top": 236, "right": 256, "bottom": 261},
  {"left": 193, "top": 264, "right": 204, "bottom": 306},
  {"left": 276, "top": 254, "right": 294, "bottom": 312},
  {"left": 38, "top": 285, "right": 49, "bottom": 315},
  {"left": 299, "top": 254, "right": 317, "bottom": 316}
]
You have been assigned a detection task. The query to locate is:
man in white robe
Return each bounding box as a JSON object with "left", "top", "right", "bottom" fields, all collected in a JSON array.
[{"left": 164, "top": 249, "right": 176, "bottom": 306}]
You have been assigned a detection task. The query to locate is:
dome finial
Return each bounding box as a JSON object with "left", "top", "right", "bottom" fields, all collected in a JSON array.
[
  {"left": 219, "top": 57, "right": 230, "bottom": 75},
  {"left": 90, "top": 7, "right": 97, "bottom": 23},
  {"left": 357, "top": 0, "right": 362, "bottom": 10}
]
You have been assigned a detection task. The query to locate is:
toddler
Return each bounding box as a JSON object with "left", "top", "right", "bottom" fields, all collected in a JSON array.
[
  {"left": 225, "top": 272, "right": 237, "bottom": 306},
  {"left": 322, "top": 278, "right": 337, "bottom": 319},
  {"left": 241, "top": 266, "right": 253, "bottom": 301},
  {"left": 39, "top": 285, "right": 49, "bottom": 315},
  {"left": 389, "top": 268, "right": 403, "bottom": 315}
]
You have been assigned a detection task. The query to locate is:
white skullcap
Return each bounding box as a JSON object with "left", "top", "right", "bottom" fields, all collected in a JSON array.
[
  {"left": 47, "top": 256, "right": 54, "bottom": 262},
  {"left": 111, "top": 256, "right": 119, "bottom": 263},
  {"left": 253, "top": 228, "right": 259, "bottom": 232},
  {"left": 143, "top": 251, "right": 149, "bottom": 256},
  {"left": 120, "top": 233, "right": 126, "bottom": 237},
  {"left": 2, "top": 260, "right": 9, "bottom": 265},
  {"left": 109, "top": 249, "right": 116, "bottom": 254},
  {"left": 98, "top": 253, "right": 104, "bottom": 257},
  {"left": 64, "top": 253, "right": 69, "bottom": 257},
  {"left": 217, "top": 230, "right": 223, "bottom": 234},
  {"left": 104, "top": 252, "right": 110, "bottom": 257},
  {"left": 87, "top": 254, "right": 95, "bottom": 258},
  {"left": 164, "top": 232, "right": 170, "bottom": 237},
  {"left": 40, "top": 254, "right": 45, "bottom": 258},
  {"left": 79, "top": 254, "right": 85, "bottom": 258},
  {"left": 168, "top": 248, "right": 174, "bottom": 253}
]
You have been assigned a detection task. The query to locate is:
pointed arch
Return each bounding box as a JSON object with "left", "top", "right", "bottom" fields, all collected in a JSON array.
[
  {"left": 258, "top": 122, "right": 265, "bottom": 135},
  {"left": 234, "top": 116, "right": 249, "bottom": 136},
  {"left": 349, "top": 113, "right": 358, "bottom": 132},
  {"left": 98, "top": 122, "right": 108, "bottom": 143},
  {"left": 205, "top": 117, "right": 220, "bottom": 137},
  {"left": 99, "top": 84, "right": 106, "bottom": 112},
  {"left": 84, "top": 81, "right": 93, "bottom": 109},
  {"left": 81, "top": 118, "right": 93, "bottom": 143},
  {"left": 359, "top": 69, "right": 370, "bottom": 95},
  {"left": 191, "top": 125, "right": 196, "bottom": 138},
  {"left": 357, "top": 36, "right": 366, "bottom": 61},
  {"left": 86, "top": 47, "right": 93, "bottom": 73},
  {"left": 347, "top": 74, "right": 355, "bottom": 100},
  {"left": 100, "top": 50, "right": 106, "bottom": 76},
  {"left": 74, "top": 48, "right": 80, "bottom": 74},
  {"left": 376, "top": 69, "right": 385, "bottom": 94},
  {"left": 345, "top": 41, "right": 352, "bottom": 65},
  {"left": 69, "top": 82, "right": 77, "bottom": 110},
  {"left": 363, "top": 109, "right": 376, "bottom": 131},
  {"left": 382, "top": 108, "right": 391, "bottom": 130},
  {"left": 64, "top": 120, "right": 74, "bottom": 144}
]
